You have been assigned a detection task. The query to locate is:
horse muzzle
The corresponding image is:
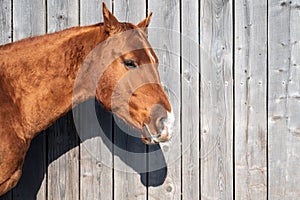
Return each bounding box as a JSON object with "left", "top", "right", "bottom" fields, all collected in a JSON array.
[{"left": 141, "top": 111, "right": 175, "bottom": 145}]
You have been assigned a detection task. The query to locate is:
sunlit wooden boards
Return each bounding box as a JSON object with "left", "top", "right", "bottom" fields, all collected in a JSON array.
[
  {"left": 0, "top": 0, "right": 11, "bottom": 45},
  {"left": 181, "top": 0, "right": 200, "bottom": 199},
  {"left": 200, "top": 0, "right": 233, "bottom": 199},
  {"left": 268, "top": 0, "right": 300, "bottom": 199},
  {"left": 1, "top": 0, "right": 300, "bottom": 199},
  {"left": 234, "top": 0, "right": 267, "bottom": 199}
]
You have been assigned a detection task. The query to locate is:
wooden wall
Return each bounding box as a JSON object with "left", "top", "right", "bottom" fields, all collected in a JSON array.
[{"left": 0, "top": 0, "right": 300, "bottom": 199}]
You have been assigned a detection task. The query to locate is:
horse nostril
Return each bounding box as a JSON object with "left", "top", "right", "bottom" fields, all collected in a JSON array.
[
  {"left": 156, "top": 117, "right": 167, "bottom": 132},
  {"left": 154, "top": 117, "right": 170, "bottom": 141}
]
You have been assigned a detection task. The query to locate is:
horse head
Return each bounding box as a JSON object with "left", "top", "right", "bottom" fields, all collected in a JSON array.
[{"left": 95, "top": 4, "right": 174, "bottom": 144}]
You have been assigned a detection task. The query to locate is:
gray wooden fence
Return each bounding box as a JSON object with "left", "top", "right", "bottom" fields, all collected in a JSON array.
[{"left": 0, "top": 0, "right": 300, "bottom": 199}]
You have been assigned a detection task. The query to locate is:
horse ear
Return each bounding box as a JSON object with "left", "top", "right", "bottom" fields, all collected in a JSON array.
[
  {"left": 102, "top": 2, "right": 119, "bottom": 33},
  {"left": 137, "top": 12, "right": 152, "bottom": 33}
]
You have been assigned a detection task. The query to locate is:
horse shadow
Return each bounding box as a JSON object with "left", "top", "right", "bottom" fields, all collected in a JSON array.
[{"left": 2, "top": 99, "right": 167, "bottom": 200}]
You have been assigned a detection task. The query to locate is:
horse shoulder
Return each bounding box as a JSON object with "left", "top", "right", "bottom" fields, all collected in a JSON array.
[{"left": 0, "top": 86, "right": 29, "bottom": 185}]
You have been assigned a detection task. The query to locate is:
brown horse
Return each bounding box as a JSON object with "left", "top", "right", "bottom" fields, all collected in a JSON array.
[{"left": 0, "top": 3, "right": 174, "bottom": 196}]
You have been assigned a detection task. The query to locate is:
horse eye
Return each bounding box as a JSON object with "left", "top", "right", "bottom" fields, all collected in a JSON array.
[{"left": 123, "top": 59, "right": 137, "bottom": 69}]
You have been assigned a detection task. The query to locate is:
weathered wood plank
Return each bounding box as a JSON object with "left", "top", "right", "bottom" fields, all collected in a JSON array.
[
  {"left": 114, "top": 0, "right": 146, "bottom": 24},
  {"left": 200, "top": 0, "right": 233, "bottom": 199},
  {"left": 80, "top": 0, "right": 107, "bottom": 25},
  {"left": 268, "top": 0, "right": 300, "bottom": 199},
  {"left": 148, "top": 0, "right": 181, "bottom": 199},
  {"left": 0, "top": 0, "right": 11, "bottom": 45},
  {"left": 13, "top": 0, "right": 45, "bottom": 40},
  {"left": 79, "top": 1, "right": 113, "bottom": 200},
  {"left": 76, "top": 101, "right": 113, "bottom": 200},
  {"left": 47, "top": 115, "right": 79, "bottom": 200},
  {"left": 47, "top": 0, "right": 79, "bottom": 34},
  {"left": 234, "top": 0, "right": 268, "bottom": 199},
  {"left": 47, "top": 1, "right": 79, "bottom": 199},
  {"left": 113, "top": 125, "right": 148, "bottom": 200},
  {"left": 113, "top": 1, "right": 148, "bottom": 199},
  {"left": 4, "top": 1, "right": 300, "bottom": 200},
  {"left": 12, "top": 1, "right": 47, "bottom": 199},
  {"left": 181, "top": 0, "right": 200, "bottom": 199}
]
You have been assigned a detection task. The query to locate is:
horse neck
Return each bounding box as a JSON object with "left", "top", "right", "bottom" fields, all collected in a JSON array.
[{"left": 0, "top": 24, "right": 107, "bottom": 139}]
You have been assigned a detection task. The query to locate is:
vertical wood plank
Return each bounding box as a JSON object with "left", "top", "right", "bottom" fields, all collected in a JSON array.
[
  {"left": 79, "top": 2, "right": 113, "bottom": 200},
  {"left": 80, "top": 0, "right": 105, "bottom": 25},
  {"left": 148, "top": 0, "right": 182, "bottom": 199},
  {"left": 113, "top": 1, "right": 148, "bottom": 199},
  {"left": 47, "top": 115, "right": 79, "bottom": 200},
  {"left": 47, "top": 1, "right": 79, "bottom": 199},
  {"left": 234, "top": 0, "right": 268, "bottom": 199},
  {"left": 268, "top": 0, "right": 300, "bottom": 199},
  {"left": 76, "top": 101, "right": 113, "bottom": 200},
  {"left": 0, "top": 0, "right": 12, "bottom": 45},
  {"left": 114, "top": 0, "right": 145, "bottom": 23},
  {"left": 0, "top": 1, "right": 13, "bottom": 199},
  {"left": 12, "top": 1, "right": 47, "bottom": 199},
  {"left": 181, "top": 0, "right": 200, "bottom": 199},
  {"left": 47, "top": 0, "right": 79, "bottom": 34},
  {"left": 200, "top": 0, "right": 233, "bottom": 199},
  {"left": 13, "top": 0, "right": 45, "bottom": 40},
  {"left": 113, "top": 125, "right": 148, "bottom": 200}
]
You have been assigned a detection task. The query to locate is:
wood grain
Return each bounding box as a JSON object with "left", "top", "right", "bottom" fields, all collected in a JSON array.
[
  {"left": 2, "top": 1, "right": 300, "bottom": 199},
  {"left": 148, "top": 0, "right": 182, "bottom": 199},
  {"left": 181, "top": 0, "right": 200, "bottom": 199},
  {"left": 80, "top": 0, "right": 105, "bottom": 26},
  {"left": 234, "top": 0, "right": 268, "bottom": 199},
  {"left": 114, "top": 0, "right": 146, "bottom": 24},
  {"left": 200, "top": 0, "right": 233, "bottom": 199},
  {"left": 0, "top": 0, "right": 11, "bottom": 45},
  {"left": 77, "top": 100, "right": 113, "bottom": 200},
  {"left": 268, "top": 0, "right": 300, "bottom": 198},
  {"left": 13, "top": 0, "right": 45, "bottom": 40},
  {"left": 47, "top": 0, "right": 79, "bottom": 34}
]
